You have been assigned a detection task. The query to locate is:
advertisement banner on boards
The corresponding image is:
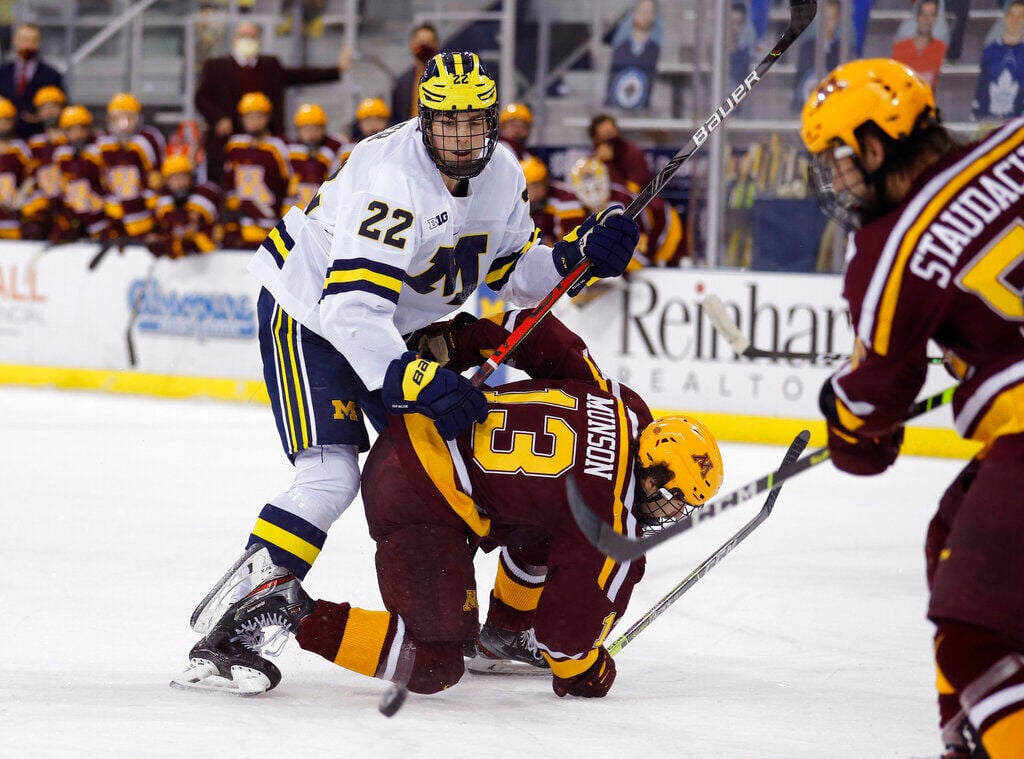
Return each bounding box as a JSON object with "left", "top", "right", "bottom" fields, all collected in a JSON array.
[{"left": 554, "top": 268, "right": 956, "bottom": 429}]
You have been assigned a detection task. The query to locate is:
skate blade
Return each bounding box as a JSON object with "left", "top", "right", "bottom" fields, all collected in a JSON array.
[
  {"left": 465, "top": 657, "right": 550, "bottom": 676},
  {"left": 169, "top": 659, "right": 272, "bottom": 697}
]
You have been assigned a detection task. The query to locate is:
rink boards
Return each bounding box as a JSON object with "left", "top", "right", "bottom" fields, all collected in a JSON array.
[{"left": 0, "top": 241, "right": 977, "bottom": 458}]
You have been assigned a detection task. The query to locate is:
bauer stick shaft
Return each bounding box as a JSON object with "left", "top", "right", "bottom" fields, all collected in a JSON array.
[
  {"left": 470, "top": 0, "right": 818, "bottom": 388},
  {"left": 607, "top": 430, "right": 809, "bottom": 657},
  {"left": 569, "top": 384, "right": 956, "bottom": 563}
]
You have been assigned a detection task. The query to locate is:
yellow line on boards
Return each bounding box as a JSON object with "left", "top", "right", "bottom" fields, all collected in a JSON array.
[{"left": 0, "top": 365, "right": 978, "bottom": 459}]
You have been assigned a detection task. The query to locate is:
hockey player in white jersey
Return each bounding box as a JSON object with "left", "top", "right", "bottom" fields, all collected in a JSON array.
[{"left": 172, "top": 51, "right": 640, "bottom": 695}]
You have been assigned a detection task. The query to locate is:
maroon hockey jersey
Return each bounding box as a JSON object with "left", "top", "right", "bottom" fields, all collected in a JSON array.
[{"left": 832, "top": 118, "right": 1024, "bottom": 452}]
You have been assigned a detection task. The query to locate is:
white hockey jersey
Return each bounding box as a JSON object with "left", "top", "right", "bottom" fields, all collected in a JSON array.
[{"left": 247, "top": 119, "right": 565, "bottom": 390}]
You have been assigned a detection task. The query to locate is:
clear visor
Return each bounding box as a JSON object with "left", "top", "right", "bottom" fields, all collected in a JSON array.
[{"left": 809, "top": 144, "right": 867, "bottom": 232}]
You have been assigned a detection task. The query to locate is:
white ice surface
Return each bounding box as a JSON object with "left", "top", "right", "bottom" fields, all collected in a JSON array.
[{"left": 1, "top": 387, "right": 963, "bottom": 758}]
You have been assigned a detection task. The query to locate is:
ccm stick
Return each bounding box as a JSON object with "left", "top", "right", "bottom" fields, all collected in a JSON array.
[
  {"left": 606, "top": 430, "right": 809, "bottom": 657},
  {"left": 569, "top": 385, "right": 956, "bottom": 563},
  {"left": 469, "top": 0, "right": 818, "bottom": 389},
  {"left": 702, "top": 293, "right": 945, "bottom": 364}
]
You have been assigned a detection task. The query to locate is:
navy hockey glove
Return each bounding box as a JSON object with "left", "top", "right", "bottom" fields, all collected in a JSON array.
[
  {"left": 552, "top": 205, "right": 639, "bottom": 295},
  {"left": 551, "top": 647, "right": 616, "bottom": 698},
  {"left": 382, "top": 351, "right": 489, "bottom": 440},
  {"left": 820, "top": 380, "right": 903, "bottom": 476}
]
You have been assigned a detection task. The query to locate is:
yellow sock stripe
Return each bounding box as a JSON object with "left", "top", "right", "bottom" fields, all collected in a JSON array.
[
  {"left": 981, "top": 708, "right": 1024, "bottom": 759},
  {"left": 493, "top": 564, "right": 542, "bottom": 612},
  {"left": 334, "top": 607, "right": 393, "bottom": 677},
  {"left": 250, "top": 517, "right": 321, "bottom": 566},
  {"left": 545, "top": 648, "right": 599, "bottom": 680}
]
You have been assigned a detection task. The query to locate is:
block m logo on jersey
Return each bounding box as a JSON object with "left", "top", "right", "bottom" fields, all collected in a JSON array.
[{"left": 406, "top": 234, "right": 488, "bottom": 306}]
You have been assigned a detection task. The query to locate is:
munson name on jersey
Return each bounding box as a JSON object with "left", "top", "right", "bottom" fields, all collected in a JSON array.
[{"left": 584, "top": 393, "right": 619, "bottom": 480}]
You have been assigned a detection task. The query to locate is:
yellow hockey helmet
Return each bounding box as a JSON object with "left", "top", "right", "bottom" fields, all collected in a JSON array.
[
  {"left": 238, "top": 91, "right": 273, "bottom": 115},
  {"left": 33, "top": 86, "right": 67, "bottom": 108},
  {"left": 294, "top": 102, "right": 328, "bottom": 127},
  {"left": 59, "top": 105, "right": 94, "bottom": 129},
  {"left": 162, "top": 154, "right": 194, "bottom": 178},
  {"left": 418, "top": 51, "right": 499, "bottom": 179},
  {"left": 520, "top": 155, "right": 548, "bottom": 184},
  {"left": 107, "top": 92, "right": 142, "bottom": 113},
  {"left": 637, "top": 416, "right": 724, "bottom": 508},
  {"left": 801, "top": 58, "right": 936, "bottom": 157},
  {"left": 0, "top": 97, "right": 15, "bottom": 120},
  {"left": 499, "top": 102, "right": 533, "bottom": 126},
  {"left": 355, "top": 97, "right": 390, "bottom": 121}
]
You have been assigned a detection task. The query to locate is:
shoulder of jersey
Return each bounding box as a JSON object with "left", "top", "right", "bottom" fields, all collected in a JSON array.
[{"left": 343, "top": 120, "right": 424, "bottom": 186}]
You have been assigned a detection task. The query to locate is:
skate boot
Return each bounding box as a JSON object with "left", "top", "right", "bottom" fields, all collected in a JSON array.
[
  {"left": 171, "top": 572, "right": 314, "bottom": 695},
  {"left": 467, "top": 622, "right": 550, "bottom": 676}
]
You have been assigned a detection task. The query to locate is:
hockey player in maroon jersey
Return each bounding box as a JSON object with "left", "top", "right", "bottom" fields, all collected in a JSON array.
[
  {"left": 148, "top": 154, "right": 221, "bottom": 258},
  {"left": 284, "top": 102, "right": 342, "bottom": 214},
  {"left": 182, "top": 312, "right": 724, "bottom": 699},
  {"left": 498, "top": 101, "right": 533, "bottom": 160},
  {"left": 801, "top": 58, "right": 1024, "bottom": 759},
  {"left": 21, "top": 85, "right": 66, "bottom": 240},
  {"left": 521, "top": 154, "right": 585, "bottom": 246},
  {"left": 337, "top": 97, "right": 390, "bottom": 167},
  {"left": 50, "top": 105, "right": 109, "bottom": 243},
  {"left": 0, "top": 97, "right": 31, "bottom": 239},
  {"left": 96, "top": 92, "right": 166, "bottom": 241},
  {"left": 570, "top": 156, "right": 685, "bottom": 270},
  {"left": 221, "top": 91, "right": 291, "bottom": 249}
]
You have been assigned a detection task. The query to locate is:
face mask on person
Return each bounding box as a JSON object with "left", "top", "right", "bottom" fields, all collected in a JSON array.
[
  {"left": 413, "top": 42, "right": 437, "bottom": 64},
  {"left": 233, "top": 37, "right": 260, "bottom": 60}
]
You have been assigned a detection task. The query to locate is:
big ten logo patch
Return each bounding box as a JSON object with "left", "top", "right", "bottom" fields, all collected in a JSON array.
[
  {"left": 463, "top": 589, "right": 478, "bottom": 612},
  {"left": 331, "top": 400, "right": 359, "bottom": 421}
]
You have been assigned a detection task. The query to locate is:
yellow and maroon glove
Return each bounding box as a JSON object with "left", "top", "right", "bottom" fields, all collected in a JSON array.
[
  {"left": 820, "top": 379, "right": 903, "bottom": 476},
  {"left": 551, "top": 647, "right": 616, "bottom": 698}
]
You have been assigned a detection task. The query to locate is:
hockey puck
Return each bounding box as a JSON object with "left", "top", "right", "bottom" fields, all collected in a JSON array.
[{"left": 378, "top": 684, "right": 408, "bottom": 717}]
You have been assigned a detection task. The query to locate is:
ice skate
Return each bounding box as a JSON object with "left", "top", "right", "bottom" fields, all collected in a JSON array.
[
  {"left": 171, "top": 571, "right": 314, "bottom": 695},
  {"left": 189, "top": 544, "right": 286, "bottom": 635},
  {"left": 466, "top": 622, "right": 550, "bottom": 676}
]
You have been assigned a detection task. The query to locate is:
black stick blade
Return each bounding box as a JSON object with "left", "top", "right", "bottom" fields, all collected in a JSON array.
[{"left": 568, "top": 431, "right": 812, "bottom": 563}]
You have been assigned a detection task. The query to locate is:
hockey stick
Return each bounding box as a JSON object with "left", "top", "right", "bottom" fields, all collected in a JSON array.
[
  {"left": 607, "top": 430, "right": 809, "bottom": 657},
  {"left": 469, "top": 0, "right": 818, "bottom": 389},
  {"left": 702, "top": 293, "right": 945, "bottom": 364},
  {"left": 569, "top": 384, "right": 956, "bottom": 563},
  {"left": 125, "top": 256, "right": 158, "bottom": 367},
  {"left": 87, "top": 237, "right": 128, "bottom": 271},
  {"left": 702, "top": 293, "right": 948, "bottom": 364}
]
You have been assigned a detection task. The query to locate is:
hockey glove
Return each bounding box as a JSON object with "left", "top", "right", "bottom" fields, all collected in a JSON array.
[
  {"left": 820, "top": 380, "right": 904, "bottom": 476},
  {"left": 405, "top": 312, "right": 503, "bottom": 372},
  {"left": 552, "top": 205, "right": 639, "bottom": 295},
  {"left": 551, "top": 647, "right": 616, "bottom": 698},
  {"left": 382, "top": 351, "right": 489, "bottom": 440}
]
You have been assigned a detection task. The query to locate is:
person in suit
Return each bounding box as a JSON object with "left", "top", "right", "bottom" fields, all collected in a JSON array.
[
  {"left": 194, "top": 20, "right": 352, "bottom": 183},
  {"left": 0, "top": 23, "right": 64, "bottom": 139}
]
